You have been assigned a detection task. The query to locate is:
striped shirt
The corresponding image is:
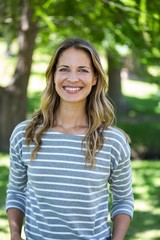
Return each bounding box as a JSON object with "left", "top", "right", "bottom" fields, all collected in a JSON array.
[{"left": 6, "top": 120, "right": 134, "bottom": 240}]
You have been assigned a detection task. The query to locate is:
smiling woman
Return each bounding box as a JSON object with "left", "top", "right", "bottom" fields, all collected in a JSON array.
[{"left": 6, "top": 38, "right": 134, "bottom": 240}]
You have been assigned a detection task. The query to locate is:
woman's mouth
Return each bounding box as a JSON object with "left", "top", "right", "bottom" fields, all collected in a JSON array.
[{"left": 63, "top": 87, "right": 82, "bottom": 93}]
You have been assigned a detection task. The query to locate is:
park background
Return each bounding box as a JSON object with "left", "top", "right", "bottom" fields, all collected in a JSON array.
[{"left": 0, "top": 0, "right": 160, "bottom": 239}]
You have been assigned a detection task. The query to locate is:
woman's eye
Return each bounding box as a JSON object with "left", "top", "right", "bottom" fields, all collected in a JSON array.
[
  {"left": 59, "top": 68, "right": 69, "bottom": 72},
  {"left": 79, "top": 69, "right": 88, "bottom": 73}
]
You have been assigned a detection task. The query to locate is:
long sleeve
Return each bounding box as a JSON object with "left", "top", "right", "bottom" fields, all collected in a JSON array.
[
  {"left": 6, "top": 123, "right": 27, "bottom": 214},
  {"left": 109, "top": 138, "right": 134, "bottom": 221}
]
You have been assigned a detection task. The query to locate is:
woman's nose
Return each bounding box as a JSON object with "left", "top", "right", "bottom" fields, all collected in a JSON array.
[{"left": 67, "top": 72, "right": 79, "bottom": 82}]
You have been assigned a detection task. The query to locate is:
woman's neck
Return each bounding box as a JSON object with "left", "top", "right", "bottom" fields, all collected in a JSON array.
[{"left": 53, "top": 102, "right": 88, "bottom": 134}]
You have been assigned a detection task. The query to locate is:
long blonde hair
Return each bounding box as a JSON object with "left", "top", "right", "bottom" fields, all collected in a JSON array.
[{"left": 25, "top": 38, "right": 115, "bottom": 167}]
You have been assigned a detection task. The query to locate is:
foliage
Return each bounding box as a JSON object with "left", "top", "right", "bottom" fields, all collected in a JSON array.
[
  {"left": 30, "top": 0, "right": 159, "bottom": 101},
  {"left": 119, "top": 121, "right": 160, "bottom": 159},
  {"left": 0, "top": 0, "right": 160, "bottom": 89},
  {"left": 1, "top": 0, "right": 160, "bottom": 57},
  {"left": 0, "top": 0, "right": 21, "bottom": 46}
]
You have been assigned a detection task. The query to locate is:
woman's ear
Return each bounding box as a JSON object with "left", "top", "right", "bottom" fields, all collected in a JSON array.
[{"left": 92, "top": 74, "right": 97, "bottom": 86}]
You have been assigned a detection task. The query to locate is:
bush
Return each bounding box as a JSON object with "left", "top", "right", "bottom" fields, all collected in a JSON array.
[{"left": 118, "top": 122, "right": 160, "bottom": 160}]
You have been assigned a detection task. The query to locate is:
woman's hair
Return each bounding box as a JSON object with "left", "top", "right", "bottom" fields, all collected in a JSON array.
[{"left": 25, "top": 38, "right": 115, "bottom": 167}]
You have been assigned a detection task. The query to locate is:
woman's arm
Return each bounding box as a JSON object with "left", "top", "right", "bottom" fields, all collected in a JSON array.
[
  {"left": 112, "top": 214, "right": 131, "bottom": 240},
  {"left": 6, "top": 123, "right": 28, "bottom": 240},
  {"left": 7, "top": 208, "right": 24, "bottom": 240},
  {"left": 109, "top": 134, "right": 134, "bottom": 239}
]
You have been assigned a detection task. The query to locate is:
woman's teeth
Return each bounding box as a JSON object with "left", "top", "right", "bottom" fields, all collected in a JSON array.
[{"left": 64, "top": 87, "right": 82, "bottom": 92}]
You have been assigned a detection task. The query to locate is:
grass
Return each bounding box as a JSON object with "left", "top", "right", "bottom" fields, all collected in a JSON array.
[
  {"left": 0, "top": 153, "right": 160, "bottom": 240},
  {"left": 126, "top": 161, "right": 160, "bottom": 240},
  {"left": 0, "top": 154, "right": 10, "bottom": 240}
]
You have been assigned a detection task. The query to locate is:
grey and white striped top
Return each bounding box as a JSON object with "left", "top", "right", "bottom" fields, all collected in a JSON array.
[{"left": 6, "top": 120, "right": 134, "bottom": 240}]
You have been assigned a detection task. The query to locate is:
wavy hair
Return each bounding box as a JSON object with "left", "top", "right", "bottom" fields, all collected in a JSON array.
[{"left": 25, "top": 38, "right": 115, "bottom": 167}]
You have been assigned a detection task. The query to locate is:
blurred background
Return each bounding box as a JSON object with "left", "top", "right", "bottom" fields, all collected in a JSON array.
[{"left": 0, "top": 0, "right": 160, "bottom": 239}]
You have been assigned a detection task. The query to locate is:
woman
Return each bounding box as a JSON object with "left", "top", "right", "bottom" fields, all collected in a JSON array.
[{"left": 6, "top": 38, "right": 134, "bottom": 240}]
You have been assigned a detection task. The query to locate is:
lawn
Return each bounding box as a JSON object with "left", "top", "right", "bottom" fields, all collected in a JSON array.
[{"left": 0, "top": 154, "right": 160, "bottom": 240}]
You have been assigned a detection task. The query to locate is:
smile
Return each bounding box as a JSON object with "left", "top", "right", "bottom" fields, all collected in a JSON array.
[{"left": 63, "top": 87, "right": 82, "bottom": 93}]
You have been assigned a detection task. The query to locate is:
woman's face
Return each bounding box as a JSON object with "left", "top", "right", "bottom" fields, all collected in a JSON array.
[{"left": 54, "top": 47, "right": 97, "bottom": 106}]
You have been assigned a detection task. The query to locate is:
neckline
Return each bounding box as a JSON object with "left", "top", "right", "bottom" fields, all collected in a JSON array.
[{"left": 47, "top": 128, "right": 85, "bottom": 137}]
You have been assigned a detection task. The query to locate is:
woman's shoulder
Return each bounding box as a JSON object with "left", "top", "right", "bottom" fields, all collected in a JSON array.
[
  {"left": 103, "top": 125, "right": 130, "bottom": 144},
  {"left": 10, "top": 119, "right": 31, "bottom": 140},
  {"left": 103, "top": 126, "right": 131, "bottom": 158},
  {"left": 14, "top": 119, "right": 31, "bottom": 131}
]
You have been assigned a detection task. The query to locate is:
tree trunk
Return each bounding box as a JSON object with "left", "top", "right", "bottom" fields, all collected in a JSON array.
[
  {"left": 107, "top": 51, "right": 129, "bottom": 114},
  {"left": 0, "top": 0, "right": 38, "bottom": 152}
]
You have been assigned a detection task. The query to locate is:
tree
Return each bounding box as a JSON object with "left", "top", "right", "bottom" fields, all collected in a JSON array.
[{"left": 0, "top": 0, "right": 38, "bottom": 151}]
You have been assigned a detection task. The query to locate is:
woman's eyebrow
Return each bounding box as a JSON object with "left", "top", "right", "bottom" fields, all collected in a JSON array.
[
  {"left": 78, "top": 66, "right": 91, "bottom": 69},
  {"left": 57, "top": 65, "right": 69, "bottom": 68},
  {"left": 57, "top": 65, "right": 91, "bottom": 70}
]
